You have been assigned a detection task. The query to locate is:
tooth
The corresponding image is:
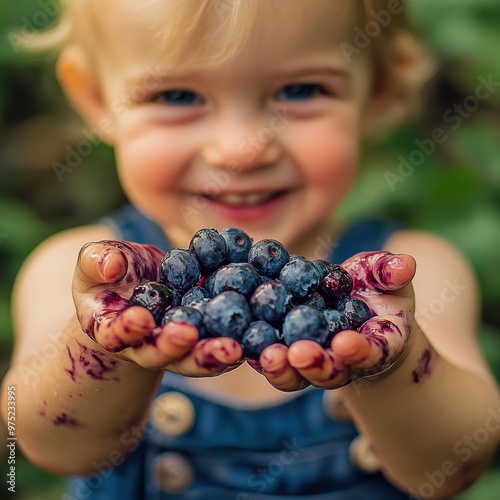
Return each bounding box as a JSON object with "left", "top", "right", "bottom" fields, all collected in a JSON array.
[
  {"left": 223, "top": 194, "right": 244, "bottom": 205},
  {"left": 207, "top": 192, "right": 274, "bottom": 206},
  {"left": 246, "top": 193, "right": 268, "bottom": 205}
]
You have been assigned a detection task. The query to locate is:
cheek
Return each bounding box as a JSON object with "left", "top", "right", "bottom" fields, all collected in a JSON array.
[
  {"left": 289, "top": 114, "right": 360, "bottom": 187},
  {"left": 114, "top": 127, "right": 188, "bottom": 197}
]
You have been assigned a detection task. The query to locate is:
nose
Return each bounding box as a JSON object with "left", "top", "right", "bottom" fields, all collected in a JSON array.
[{"left": 202, "top": 111, "right": 283, "bottom": 171}]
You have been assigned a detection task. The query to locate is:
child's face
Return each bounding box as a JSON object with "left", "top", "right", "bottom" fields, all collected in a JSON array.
[{"left": 82, "top": 1, "right": 377, "bottom": 252}]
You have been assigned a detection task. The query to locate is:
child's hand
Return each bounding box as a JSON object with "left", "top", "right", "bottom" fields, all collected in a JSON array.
[
  {"left": 73, "top": 240, "right": 243, "bottom": 376},
  {"left": 251, "top": 251, "right": 416, "bottom": 391}
]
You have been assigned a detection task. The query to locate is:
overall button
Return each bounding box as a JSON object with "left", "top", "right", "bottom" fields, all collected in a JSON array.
[
  {"left": 155, "top": 452, "right": 194, "bottom": 493},
  {"left": 349, "top": 435, "right": 381, "bottom": 473},
  {"left": 322, "top": 391, "right": 352, "bottom": 422},
  {"left": 151, "top": 392, "right": 195, "bottom": 436}
]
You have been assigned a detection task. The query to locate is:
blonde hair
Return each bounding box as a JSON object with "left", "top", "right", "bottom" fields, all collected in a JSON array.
[{"left": 16, "top": 0, "right": 433, "bottom": 123}]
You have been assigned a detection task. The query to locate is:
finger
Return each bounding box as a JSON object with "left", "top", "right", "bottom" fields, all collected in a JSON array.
[
  {"left": 94, "top": 305, "right": 156, "bottom": 351},
  {"left": 330, "top": 329, "right": 371, "bottom": 364},
  {"left": 340, "top": 316, "right": 408, "bottom": 376},
  {"left": 156, "top": 322, "right": 200, "bottom": 359},
  {"left": 258, "top": 344, "right": 309, "bottom": 392},
  {"left": 75, "top": 242, "right": 128, "bottom": 289},
  {"left": 98, "top": 240, "right": 165, "bottom": 282},
  {"left": 287, "top": 340, "right": 351, "bottom": 389},
  {"left": 372, "top": 253, "right": 416, "bottom": 291},
  {"left": 124, "top": 321, "right": 200, "bottom": 369},
  {"left": 342, "top": 251, "right": 416, "bottom": 293},
  {"left": 166, "top": 337, "right": 243, "bottom": 377}
]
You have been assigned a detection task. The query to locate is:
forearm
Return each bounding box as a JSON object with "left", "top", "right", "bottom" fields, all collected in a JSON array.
[
  {"left": 340, "top": 325, "right": 500, "bottom": 498},
  {"left": 1, "top": 315, "right": 162, "bottom": 476}
]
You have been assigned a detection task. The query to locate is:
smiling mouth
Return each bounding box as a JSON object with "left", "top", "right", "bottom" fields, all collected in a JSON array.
[{"left": 196, "top": 191, "right": 290, "bottom": 207}]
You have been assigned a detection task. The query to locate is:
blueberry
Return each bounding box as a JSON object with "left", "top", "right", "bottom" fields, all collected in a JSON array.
[
  {"left": 170, "top": 288, "right": 183, "bottom": 307},
  {"left": 221, "top": 227, "right": 253, "bottom": 263},
  {"left": 299, "top": 292, "right": 326, "bottom": 310},
  {"left": 129, "top": 281, "right": 174, "bottom": 326},
  {"left": 312, "top": 260, "right": 330, "bottom": 280},
  {"left": 201, "top": 270, "right": 218, "bottom": 298},
  {"left": 260, "top": 275, "right": 274, "bottom": 283},
  {"left": 323, "top": 309, "right": 350, "bottom": 341},
  {"left": 189, "top": 298, "right": 211, "bottom": 315},
  {"left": 279, "top": 257, "right": 321, "bottom": 298},
  {"left": 241, "top": 321, "right": 282, "bottom": 360},
  {"left": 282, "top": 305, "right": 330, "bottom": 347},
  {"left": 213, "top": 263, "right": 262, "bottom": 298},
  {"left": 336, "top": 296, "right": 371, "bottom": 329},
  {"left": 161, "top": 306, "right": 208, "bottom": 338},
  {"left": 159, "top": 249, "right": 201, "bottom": 291},
  {"left": 247, "top": 239, "right": 289, "bottom": 278},
  {"left": 181, "top": 286, "right": 209, "bottom": 306},
  {"left": 249, "top": 280, "right": 293, "bottom": 323},
  {"left": 204, "top": 291, "right": 251, "bottom": 340},
  {"left": 321, "top": 265, "right": 353, "bottom": 303},
  {"left": 189, "top": 229, "right": 228, "bottom": 274}
]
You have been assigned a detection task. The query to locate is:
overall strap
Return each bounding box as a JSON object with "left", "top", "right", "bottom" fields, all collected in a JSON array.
[
  {"left": 329, "top": 219, "right": 404, "bottom": 264},
  {"left": 101, "top": 205, "right": 172, "bottom": 251}
]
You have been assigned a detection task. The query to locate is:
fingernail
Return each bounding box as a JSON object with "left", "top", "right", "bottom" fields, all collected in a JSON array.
[{"left": 385, "top": 254, "right": 404, "bottom": 270}]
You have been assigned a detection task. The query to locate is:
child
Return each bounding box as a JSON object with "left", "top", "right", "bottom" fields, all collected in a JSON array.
[{"left": 2, "top": 1, "right": 499, "bottom": 498}]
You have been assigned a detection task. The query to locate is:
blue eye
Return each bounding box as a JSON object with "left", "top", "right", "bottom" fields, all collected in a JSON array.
[
  {"left": 277, "top": 84, "right": 325, "bottom": 101},
  {"left": 158, "top": 90, "right": 203, "bottom": 106}
]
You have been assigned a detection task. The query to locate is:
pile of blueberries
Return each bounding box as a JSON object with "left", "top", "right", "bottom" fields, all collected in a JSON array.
[{"left": 129, "top": 228, "right": 372, "bottom": 359}]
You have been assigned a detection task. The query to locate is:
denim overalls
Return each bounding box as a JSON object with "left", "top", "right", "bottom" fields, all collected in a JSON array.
[{"left": 65, "top": 205, "right": 409, "bottom": 499}]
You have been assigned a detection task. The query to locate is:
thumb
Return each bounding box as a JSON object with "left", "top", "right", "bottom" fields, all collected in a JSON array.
[
  {"left": 74, "top": 242, "right": 128, "bottom": 292},
  {"left": 342, "top": 251, "right": 416, "bottom": 292}
]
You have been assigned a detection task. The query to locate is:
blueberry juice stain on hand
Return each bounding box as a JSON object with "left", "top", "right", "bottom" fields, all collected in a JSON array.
[
  {"left": 412, "top": 349, "right": 433, "bottom": 383},
  {"left": 84, "top": 290, "right": 130, "bottom": 343},
  {"left": 127, "top": 227, "right": 377, "bottom": 360},
  {"left": 65, "top": 340, "right": 119, "bottom": 383}
]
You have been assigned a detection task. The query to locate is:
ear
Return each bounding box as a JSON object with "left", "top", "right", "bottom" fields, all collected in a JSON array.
[
  {"left": 56, "top": 45, "right": 115, "bottom": 144},
  {"left": 361, "top": 69, "right": 398, "bottom": 140},
  {"left": 361, "top": 32, "right": 436, "bottom": 140}
]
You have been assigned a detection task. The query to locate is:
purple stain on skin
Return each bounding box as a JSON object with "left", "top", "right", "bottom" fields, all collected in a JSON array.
[
  {"left": 304, "top": 355, "right": 326, "bottom": 371},
  {"left": 65, "top": 345, "right": 77, "bottom": 382},
  {"left": 193, "top": 339, "right": 226, "bottom": 371},
  {"left": 360, "top": 319, "right": 405, "bottom": 373},
  {"left": 53, "top": 413, "right": 81, "bottom": 427},
  {"left": 142, "top": 330, "right": 160, "bottom": 347},
  {"left": 221, "top": 339, "right": 241, "bottom": 358},
  {"left": 101, "top": 291, "right": 126, "bottom": 308},
  {"left": 100, "top": 240, "right": 163, "bottom": 282},
  {"left": 65, "top": 341, "right": 119, "bottom": 382},
  {"left": 374, "top": 255, "right": 393, "bottom": 288},
  {"left": 82, "top": 241, "right": 165, "bottom": 342},
  {"left": 412, "top": 349, "right": 432, "bottom": 383},
  {"left": 346, "top": 251, "right": 411, "bottom": 293},
  {"left": 347, "top": 253, "right": 385, "bottom": 293},
  {"left": 84, "top": 291, "right": 129, "bottom": 342},
  {"left": 39, "top": 400, "right": 47, "bottom": 417},
  {"left": 195, "top": 354, "right": 222, "bottom": 371}
]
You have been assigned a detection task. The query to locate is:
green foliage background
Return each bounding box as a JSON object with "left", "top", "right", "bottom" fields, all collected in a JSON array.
[{"left": 0, "top": 0, "right": 499, "bottom": 498}]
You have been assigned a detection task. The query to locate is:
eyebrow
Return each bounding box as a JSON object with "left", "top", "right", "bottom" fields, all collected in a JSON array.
[
  {"left": 123, "top": 64, "right": 351, "bottom": 92},
  {"left": 274, "top": 67, "right": 351, "bottom": 81}
]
